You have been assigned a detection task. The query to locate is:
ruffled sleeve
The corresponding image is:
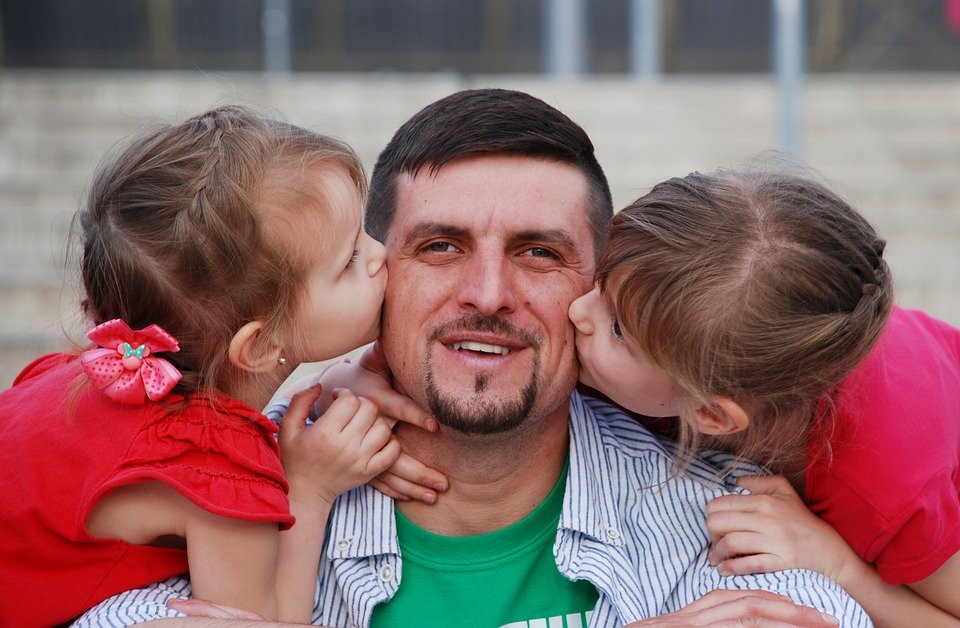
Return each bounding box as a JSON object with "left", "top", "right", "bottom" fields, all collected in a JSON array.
[{"left": 95, "top": 395, "right": 295, "bottom": 530}]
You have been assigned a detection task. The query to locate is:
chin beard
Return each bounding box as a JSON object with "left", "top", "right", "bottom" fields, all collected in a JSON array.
[{"left": 424, "top": 359, "right": 539, "bottom": 435}]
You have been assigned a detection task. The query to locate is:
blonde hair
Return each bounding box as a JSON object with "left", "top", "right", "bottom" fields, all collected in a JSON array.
[
  {"left": 78, "top": 105, "right": 365, "bottom": 398},
  {"left": 597, "top": 170, "right": 892, "bottom": 471}
]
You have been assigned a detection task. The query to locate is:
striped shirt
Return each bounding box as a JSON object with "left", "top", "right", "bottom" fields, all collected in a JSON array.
[{"left": 75, "top": 392, "right": 871, "bottom": 627}]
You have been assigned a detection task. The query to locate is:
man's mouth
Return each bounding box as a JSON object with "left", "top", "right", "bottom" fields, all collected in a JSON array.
[{"left": 452, "top": 341, "right": 511, "bottom": 356}]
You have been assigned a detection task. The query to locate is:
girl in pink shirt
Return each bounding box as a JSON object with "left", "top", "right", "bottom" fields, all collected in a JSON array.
[{"left": 569, "top": 169, "right": 960, "bottom": 626}]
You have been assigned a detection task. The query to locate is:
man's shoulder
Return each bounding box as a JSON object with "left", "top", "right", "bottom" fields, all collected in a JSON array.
[{"left": 569, "top": 393, "right": 750, "bottom": 492}]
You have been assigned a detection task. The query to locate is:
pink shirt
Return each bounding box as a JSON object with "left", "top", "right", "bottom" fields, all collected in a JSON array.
[{"left": 805, "top": 307, "right": 960, "bottom": 584}]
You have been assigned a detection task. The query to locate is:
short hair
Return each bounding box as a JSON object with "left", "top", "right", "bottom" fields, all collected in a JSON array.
[
  {"left": 79, "top": 105, "right": 365, "bottom": 396},
  {"left": 597, "top": 169, "right": 893, "bottom": 470},
  {"left": 365, "top": 88, "right": 613, "bottom": 259}
]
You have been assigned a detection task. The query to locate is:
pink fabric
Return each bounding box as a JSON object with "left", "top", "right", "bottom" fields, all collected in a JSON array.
[
  {"left": 805, "top": 307, "right": 960, "bottom": 584},
  {"left": 81, "top": 319, "right": 182, "bottom": 404}
]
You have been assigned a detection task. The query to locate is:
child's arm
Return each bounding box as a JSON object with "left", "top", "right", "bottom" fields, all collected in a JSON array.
[
  {"left": 87, "top": 482, "right": 283, "bottom": 619},
  {"left": 274, "top": 384, "right": 401, "bottom": 622},
  {"left": 908, "top": 551, "right": 960, "bottom": 618},
  {"left": 706, "top": 475, "right": 960, "bottom": 627}
]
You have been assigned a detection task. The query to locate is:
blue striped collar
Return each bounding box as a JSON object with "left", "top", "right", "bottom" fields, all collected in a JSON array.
[{"left": 323, "top": 391, "right": 644, "bottom": 561}]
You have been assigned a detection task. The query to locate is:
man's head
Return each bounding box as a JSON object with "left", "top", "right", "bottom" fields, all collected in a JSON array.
[
  {"left": 369, "top": 89, "right": 613, "bottom": 436},
  {"left": 365, "top": 88, "right": 612, "bottom": 260}
]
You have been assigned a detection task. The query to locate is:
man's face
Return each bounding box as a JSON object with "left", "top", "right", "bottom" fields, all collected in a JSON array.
[{"left": 380, "top": 155, "right": 596, "bottom": 434}]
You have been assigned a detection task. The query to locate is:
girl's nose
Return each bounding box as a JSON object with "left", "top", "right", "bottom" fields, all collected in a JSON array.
[
  {"left": 568, "top": 288, "right": 597, "bottom": 335},
  {"left": 365, "top": 234, "right": 386, "bottom": 277}
]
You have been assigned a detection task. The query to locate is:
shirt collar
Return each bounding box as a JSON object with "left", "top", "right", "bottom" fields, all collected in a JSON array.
[
  {"left": 325, "top": 483, "right": 399, "bottom": 560},
  {"left": 323, "top": 390, "right": 627, "bottom": 560},
  {"left": 560, "top": 390, "right": 625, "bottom": 546}
]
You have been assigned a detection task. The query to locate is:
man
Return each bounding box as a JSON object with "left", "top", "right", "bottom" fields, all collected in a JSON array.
[{"left": 77, "top": 89, "right": 868, "bottom": 626}]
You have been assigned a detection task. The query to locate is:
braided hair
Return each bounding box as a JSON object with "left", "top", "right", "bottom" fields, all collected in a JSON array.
[{"left": 78, "top": 106, "right": 364, "bottom": 397}]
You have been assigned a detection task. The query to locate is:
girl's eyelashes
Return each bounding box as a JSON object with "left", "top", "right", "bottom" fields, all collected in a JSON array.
[
  {"left": 345, "top": 250, "right": 359, "bottom": 269},
  {"left": 611, "top": 317, "right": 624, "bottom": 340}
]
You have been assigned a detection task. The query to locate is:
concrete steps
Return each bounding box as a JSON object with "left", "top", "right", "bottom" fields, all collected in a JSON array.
[{"left": 2, "top": 70, "right": 959, "bottom": 386}]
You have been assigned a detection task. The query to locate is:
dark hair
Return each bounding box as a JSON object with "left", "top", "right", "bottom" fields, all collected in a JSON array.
[
  {"left": 597, "top": 169, "right": 893, "bottom": 471},
  {"left": 365, "top": 88, "right": 613, "bottom": 258},
  {"left": 78, "top": 105, "right": 365, "bottom": 397}
]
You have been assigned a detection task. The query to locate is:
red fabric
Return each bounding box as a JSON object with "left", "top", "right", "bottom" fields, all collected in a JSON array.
[
  {"left": 805, "top": 307, "right": 960, "bottom": 584},
  {"left": 0, "top": 353, "right": 293, "bottom": 626}
]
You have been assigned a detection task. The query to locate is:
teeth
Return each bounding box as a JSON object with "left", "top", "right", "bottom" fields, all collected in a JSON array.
[{"left": 452, "top": 341, "right": 510, "bottom": 356}]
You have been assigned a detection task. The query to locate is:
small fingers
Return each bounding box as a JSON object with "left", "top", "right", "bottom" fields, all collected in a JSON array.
[
  {"left": 382, "top": 393, "right": 437, "bottom": 433},
  {"left": 369, "top": 477, "right": 411, "bottom": 502},
  {"left": 359, "top": 417, "right": 396, "bottom": 454},
  {"left": 319, "top": 389, "right": 365, "bottom": 432},
  {"left": 279, "top": 384, "right": 322, "bottom": 448},
  {"left": 716, "top": 553, "right": 782, "bottom": 576},
  {"left": 706, "top": 507, "right": 766, "bottom": 540},
  {"left": 366, "top": 438, "right": 402, "bottom": 478},
  {"left": 384, "top": 452, "right": 449, "bottom": 493},
  {"left": 372, "top": 470, "right": 439, "bottom": 504},
  {"left": 709, "top": 530, "right": 772, "bottom": 565},
  {"left": 736, "top": 474, "right": 794, "bottom": 495}
]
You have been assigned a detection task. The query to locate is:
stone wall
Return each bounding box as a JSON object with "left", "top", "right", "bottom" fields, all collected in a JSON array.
[{"left": 2, "top": 70, "right": 958, "bottom": 386}]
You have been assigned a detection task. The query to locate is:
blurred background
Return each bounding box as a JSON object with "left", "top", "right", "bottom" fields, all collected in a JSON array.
[{"left": 1, "top": 0, "right": 959, "bottom": 387}]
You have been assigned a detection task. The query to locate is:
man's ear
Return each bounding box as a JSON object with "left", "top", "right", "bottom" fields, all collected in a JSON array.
[
  {"left": 228, "top": 321, "right": 283, "bottom": 374},
  {"left": 694, "top": 397, "right": 750, "bottom": 436}
]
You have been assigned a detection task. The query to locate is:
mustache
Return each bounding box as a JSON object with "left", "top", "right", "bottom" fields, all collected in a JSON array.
[{"left": 429, "top": 313, "right": 542, "bottom": 349}]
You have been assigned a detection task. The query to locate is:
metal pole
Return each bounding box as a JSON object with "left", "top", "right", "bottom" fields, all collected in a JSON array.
[
  {"left": 544, "top": 0, "right": 586, "bottom": 77},
  {"left": 630, "top": 0, "right": 662, "bottom": 79},
  {"left": 263, "top": 0, "right": 291, "bottom": 75},
  {"left": 773, "top": 0, "right": 805, "bottom": 157}
]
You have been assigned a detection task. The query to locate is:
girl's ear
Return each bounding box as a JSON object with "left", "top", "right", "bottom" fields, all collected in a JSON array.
[
  {"left": 228, "top": 321, "right": 284, "bottom": 373},
  {"left": 694, "top": 397, "right": 751, "bottom": 435}
]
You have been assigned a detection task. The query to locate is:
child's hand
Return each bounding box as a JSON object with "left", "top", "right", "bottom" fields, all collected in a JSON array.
[
  {"left": 321, "top": 343, "right": 449, "bottom": 504},
  {"left": 370, "top": 452, "right": 449, "bottom": 504},
  {"left": 279, "top": 385, "right": 401, "bottom": 506},
  {"left": 320, "top": 342, "right": 438, "bottom": 434},
  {"left": 705, "top": 475, "right": 859, "bottom": 584}
]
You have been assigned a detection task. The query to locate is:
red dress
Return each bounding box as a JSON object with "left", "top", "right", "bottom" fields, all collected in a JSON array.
[
  {"left": 805, "top": 307, "right": 960, "bottom": 584},
  {"left": 0, "top": 353, "right": 294, "bottom": 626}
]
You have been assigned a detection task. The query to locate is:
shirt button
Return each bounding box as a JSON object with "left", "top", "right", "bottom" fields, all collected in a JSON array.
[
  {"left": 378, "top": 564, "right": 394, "bottom": 581},
  {"left": 335, "top": 539, "right": 350, "bottom": 552},
  {"left": 606, "top": 526, "right": 621, "bottom": 540}
]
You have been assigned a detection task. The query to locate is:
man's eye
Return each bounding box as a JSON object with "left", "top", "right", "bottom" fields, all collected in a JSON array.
[
  {"left": 523, "top": 247, "right": 558, "bottom": 259},
  {"left": 611, "top": 317, "right": 624, "bottom": 340},
  {"left": 425, "top": 241, "right": 457, "bottom": 253}
]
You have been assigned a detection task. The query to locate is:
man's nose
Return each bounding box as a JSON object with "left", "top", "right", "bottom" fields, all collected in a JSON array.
[{"left": 456, "top": 250, "right": 517, "bottom": 317}]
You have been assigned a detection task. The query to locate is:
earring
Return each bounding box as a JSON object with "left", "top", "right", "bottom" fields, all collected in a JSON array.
[{"left": 278, "top": 357, "right": 287, "bottom": 366}]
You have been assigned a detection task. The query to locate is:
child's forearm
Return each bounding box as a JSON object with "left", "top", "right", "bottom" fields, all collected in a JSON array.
[
  {"left": 274, "top": 486, "right": 334, "bottom": 623},
  {"left": 836, "top": 556, "right": 959, "bottom": 627}
]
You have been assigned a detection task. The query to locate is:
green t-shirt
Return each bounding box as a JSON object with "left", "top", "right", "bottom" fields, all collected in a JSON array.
[{"left": 370, "top": 463, "right": 598, "bottom": 628}]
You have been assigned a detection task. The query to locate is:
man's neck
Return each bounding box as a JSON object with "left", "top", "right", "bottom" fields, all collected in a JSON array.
[{"left": 395, "top": 401, "right": 570, "bottom": 536}]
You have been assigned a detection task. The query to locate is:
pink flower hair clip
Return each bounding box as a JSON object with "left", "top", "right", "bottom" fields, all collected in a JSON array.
[{"left": 80, "top": 319, "right": 183, "bottom": 405}]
